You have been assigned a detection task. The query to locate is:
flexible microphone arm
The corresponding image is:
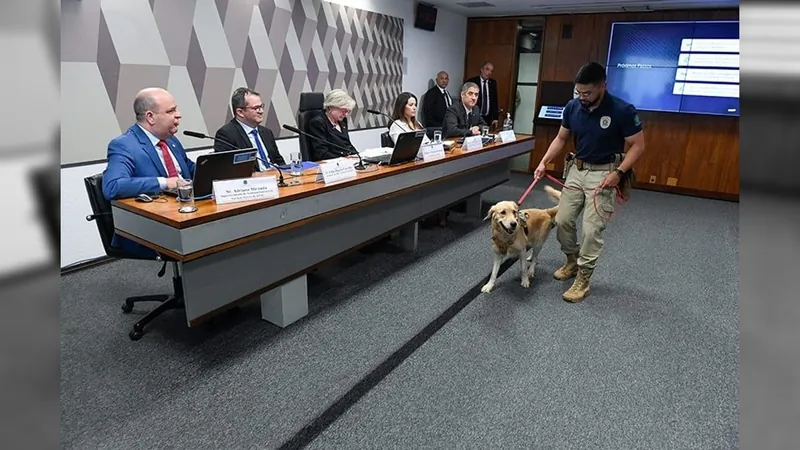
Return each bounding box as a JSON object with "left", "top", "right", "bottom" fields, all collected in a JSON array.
[
  {"left": 366, "top": 109, "right": 394, "bottom": 129},
  {"left": 281, "top": 124, "right": 368, "bottom": 171},
  {"left": 182, "top": 130, "right": 288, "bottom": 187}
]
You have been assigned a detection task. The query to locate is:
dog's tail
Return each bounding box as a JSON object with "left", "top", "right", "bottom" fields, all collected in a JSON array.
[
  {"left": 542, "top": 185, "right": 561, "bottom": 219},
  {"left": 543, "top": 185, "right": 561, "bottom": 203}
]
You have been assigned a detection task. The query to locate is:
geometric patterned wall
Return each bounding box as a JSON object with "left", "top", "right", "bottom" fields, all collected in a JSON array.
[{"left": 61, "top": 0, "right": 403, "bottom": 163}]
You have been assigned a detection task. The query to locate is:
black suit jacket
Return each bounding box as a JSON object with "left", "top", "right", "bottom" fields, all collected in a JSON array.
[
  {"left": 442, "top": 103, "right": 486, "bottom": 138},
  {"left": 213, "top": 119, "right": 286, "bottom": 166},
  {"left": 422, "top": 85, "right": 453, "bottom": 128},
  {"left": 465, "top": 75, "right": 499, "bottom": 123},
  {"left": 306, "top": 113, "right": 357, "bottom": 161}
]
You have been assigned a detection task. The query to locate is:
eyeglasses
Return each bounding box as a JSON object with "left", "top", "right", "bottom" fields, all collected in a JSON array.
[{"left": 243, "top": 104, "right": 265, "bottom": 111}]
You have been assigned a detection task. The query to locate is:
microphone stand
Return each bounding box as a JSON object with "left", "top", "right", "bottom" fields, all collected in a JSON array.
[
  {"left": 281, "top": 124, "right": 369, "bottom": 171},
  {"left": 182, "top": 130, "right": 289, "bottom": 187},
  {"left": 366, "top": 109, "right": 394, "bottom": 129}
]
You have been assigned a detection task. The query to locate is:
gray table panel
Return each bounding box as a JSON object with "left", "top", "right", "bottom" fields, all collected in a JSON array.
[{"left": 179, "top": 162, "right": 509, "bottom": 323}]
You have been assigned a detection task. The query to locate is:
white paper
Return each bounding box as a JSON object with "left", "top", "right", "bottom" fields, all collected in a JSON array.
[
  {"left": 213, "top": 176, "right": 279, "bottom": 205},
  {"left": 360, "top": 147, "right": 394, "bottom": 158},
  {"left": 319, "top": 159, "right": 358, "bottom": 184}
]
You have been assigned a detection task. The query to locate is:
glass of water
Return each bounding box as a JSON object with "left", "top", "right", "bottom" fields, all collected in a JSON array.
[
  {"left": 433, "top": 130, "right": 442, "bottom": 143},
  {"left": 481, "top": 125, "right": 489, "bottom": 137},
  {"left": 177, "top": 179, "right": 198, "bottom": 213},
  {"left": 290, "top": 152, "right": 303, "bottom": 177}
]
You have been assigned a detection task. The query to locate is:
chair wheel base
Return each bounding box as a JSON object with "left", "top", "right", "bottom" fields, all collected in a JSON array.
[
  {"left": 121, "top": 302, "right": 133, "bottom": 313},
  {"left": 129, "top": 330, "right": 143, "bottom": 341}
]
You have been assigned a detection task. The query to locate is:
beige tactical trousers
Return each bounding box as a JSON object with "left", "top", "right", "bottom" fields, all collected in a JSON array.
[{"left": 554, "top": 161, "right": 618, "bottom": 270}]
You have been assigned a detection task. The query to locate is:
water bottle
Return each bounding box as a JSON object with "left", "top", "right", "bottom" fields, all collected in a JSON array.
[{"left": 503, "top": 112, "right": 513, "bottom": 131}]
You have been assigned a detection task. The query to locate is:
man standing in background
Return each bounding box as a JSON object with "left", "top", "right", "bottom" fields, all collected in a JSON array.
[
  {"left": 465, "top": 62, "right": 499, "bottom": 125},
  {"left": 422, "top": 71, "right": 453, "bottom": 128}
]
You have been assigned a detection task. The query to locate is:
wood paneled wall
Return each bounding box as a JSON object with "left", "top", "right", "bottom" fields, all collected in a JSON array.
[{"left": 466, "top": 9, "right": 740, "bottom": 200}]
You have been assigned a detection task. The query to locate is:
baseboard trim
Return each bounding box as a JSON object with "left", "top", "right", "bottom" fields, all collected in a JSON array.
[{"left": 61, "top": 255, "right": 117, "bottom": 276}]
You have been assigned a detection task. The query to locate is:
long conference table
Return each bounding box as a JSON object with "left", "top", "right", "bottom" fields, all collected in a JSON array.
[{"left": 111, "top": 134, "right": 535, "bottom": 328}]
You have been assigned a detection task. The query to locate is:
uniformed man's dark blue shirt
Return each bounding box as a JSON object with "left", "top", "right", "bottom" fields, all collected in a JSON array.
[{"left": 561, "top": 92, "right": 642, "bottom": 164}]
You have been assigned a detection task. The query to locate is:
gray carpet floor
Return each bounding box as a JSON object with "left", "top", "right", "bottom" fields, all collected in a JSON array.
[{"left": 60, "top": 174, "right": 739, "bottom": 449}]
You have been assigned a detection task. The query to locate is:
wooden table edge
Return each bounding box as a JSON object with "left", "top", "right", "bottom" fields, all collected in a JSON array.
[{"left": 111, "top": 135, "right": 535, "bottom": 229}]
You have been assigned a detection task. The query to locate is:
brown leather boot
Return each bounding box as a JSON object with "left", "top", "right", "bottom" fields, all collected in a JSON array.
[
  {"left": 563, "top": 267, "right": 592, "bottom": 303},
  {"left": 553, "top": 253, "right": 579, "bottom": 280}
]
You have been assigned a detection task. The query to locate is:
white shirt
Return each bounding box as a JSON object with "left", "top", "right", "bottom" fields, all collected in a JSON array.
[
  {"left": 236, "top": 120, "right": 269, "bottom": 171},
  {"left": 389, "top": 120, "right": 431, "bottom": 146},
  {"left": 137, "top": 124, "right": 182, "bottom": 190},
  {"left": 439, "top": 87, "right": 451, "bottom": 106}
]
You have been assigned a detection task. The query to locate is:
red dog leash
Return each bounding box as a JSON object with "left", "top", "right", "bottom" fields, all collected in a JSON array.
[{"left": 517, "top": 173, "right": 625, "bottom": 221}]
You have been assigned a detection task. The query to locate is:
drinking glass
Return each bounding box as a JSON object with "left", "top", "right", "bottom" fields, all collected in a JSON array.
[
  {"left": 433, "top": 130, "right": 442, "bottom": 143},
  {"left": 290, "top": 152, "right": 303, "bottom": 177},
  {"left": 481, "top": 125, "right": 489, "bottom": 137},
  {"left": 177, "top": 179, "right": 198, "bottom": 213}
]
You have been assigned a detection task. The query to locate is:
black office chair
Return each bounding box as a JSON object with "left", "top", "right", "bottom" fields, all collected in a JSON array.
[
  {"left": 380, "top": 131, "right": 393, "bottom": 148},
  {"left": 84, "top": 174, "right": 184, "bottom": 341},
  {"left": 297, "top": 92, "right": 325, "bottom": 161}
]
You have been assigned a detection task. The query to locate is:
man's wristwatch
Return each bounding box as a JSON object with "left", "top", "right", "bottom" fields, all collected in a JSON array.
[{"left": 614, "top": 168, "right": 625, "bottom": 178}]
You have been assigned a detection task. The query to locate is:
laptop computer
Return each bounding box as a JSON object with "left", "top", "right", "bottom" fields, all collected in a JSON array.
[
  {"left": 362, "top": 131, "right": 426, "bottom": 165},
  {"left": 168, "top": 148, "right": 257, "bottom": 199}
]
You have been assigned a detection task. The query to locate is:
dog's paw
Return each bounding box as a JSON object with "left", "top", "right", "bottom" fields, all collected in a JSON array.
[
  {"left": 481, "top": 282, "right": 494, "bottom": 293},
  {"left": 521, "top": 277, "right": 530, "bottom": 288}
]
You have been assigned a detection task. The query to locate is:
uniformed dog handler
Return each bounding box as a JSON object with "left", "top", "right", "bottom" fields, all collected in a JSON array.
[{"left": 533, "top": 62, "right": 646, "bottom": 303}]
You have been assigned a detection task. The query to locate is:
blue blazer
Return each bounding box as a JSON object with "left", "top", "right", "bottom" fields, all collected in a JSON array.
[
  {"left": 101, "top": 125, "right": 196, "bottom": 257},
  {"left": 102, "top": 124, "right": 196, "bottom": 200}
]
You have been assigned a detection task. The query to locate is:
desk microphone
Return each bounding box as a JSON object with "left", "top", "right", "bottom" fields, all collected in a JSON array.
[
  {"left": 366, "top": 109, "right": 394, "bottom": 128},
  {"left": 281, "top": 124, "right": 368, "bottom": 171},
  {"left": 182, "top": 130, "right": 289, "bottom": 187}
]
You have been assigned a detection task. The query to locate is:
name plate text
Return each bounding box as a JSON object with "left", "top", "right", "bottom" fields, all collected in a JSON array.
[
  {"left": 463, "top": 135, "right": 483, "bottom": 152},
  {"left": 320, "top": 159, "right": 358, "bottom": 184},
  {"left": 420, "top": 143, "right": 446, "bottom": 161},
  {"left": 213, "top": 176, "right": 279, "bottom": 205}
]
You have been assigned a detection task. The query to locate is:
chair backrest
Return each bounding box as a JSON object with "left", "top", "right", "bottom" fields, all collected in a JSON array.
[
  {"left": 297, "top": 92, "right": 324, "bottom": 161},
  {"left": 381, "top": 131, "right": 394, "bottom": 148},
  {"left": 84, "top": 174, "right": 117, "bottom": 255}
]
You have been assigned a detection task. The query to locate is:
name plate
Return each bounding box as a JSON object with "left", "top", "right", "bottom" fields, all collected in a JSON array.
[
  {"left": 497, "top": 130, "right": 516, "bottom": 143},
  {"left": 463, "top": 135, "right": 483, "bottom": 152},
  {"left": 320, "top": 159, "right": 358, "bottom": 184},
  {"left": 420, "top": 143, "right": 445, "bottom": 161},
  {"left": 213, "top": 176, "right": 279, "bottom": 205}
]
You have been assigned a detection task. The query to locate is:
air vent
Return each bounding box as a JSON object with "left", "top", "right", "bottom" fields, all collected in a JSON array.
[{"left": 456, "top": 2, "right": 496, "bottom": 7}]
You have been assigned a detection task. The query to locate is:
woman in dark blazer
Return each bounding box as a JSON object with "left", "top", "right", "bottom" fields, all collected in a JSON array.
[{"left": 307, "top": 89, "right": 358, "bottom": 161}]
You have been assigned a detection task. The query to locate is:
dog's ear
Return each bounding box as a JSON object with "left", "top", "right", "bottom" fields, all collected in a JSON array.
[{"left": 483, "top": 205, "right": 495, "bottom": 221}]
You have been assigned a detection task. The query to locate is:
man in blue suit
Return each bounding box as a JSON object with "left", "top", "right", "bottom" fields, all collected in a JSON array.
[{"left": 102, "top": 87, "right": 196, "bottom": 256}]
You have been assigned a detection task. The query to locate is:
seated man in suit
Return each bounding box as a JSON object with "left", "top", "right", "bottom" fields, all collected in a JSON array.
[
  {"left": 422, "top": 71, "right": 453, "bottom": 128},
  {"left": 214, "top": 87, "right": 285, "bottom": 170},
  {"left": 443, "top": 82, "right": 487, "bottom": 138},
  {"left": 306, "top": 89, "right": 359, "bottom": 161},
  {"left": 102, "top": 87, "right": 195, "bottom": 256}
]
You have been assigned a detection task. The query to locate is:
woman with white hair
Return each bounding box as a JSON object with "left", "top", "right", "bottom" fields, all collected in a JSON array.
[{"left": 307, "top": 89, "right": 359, "bottom": 161}]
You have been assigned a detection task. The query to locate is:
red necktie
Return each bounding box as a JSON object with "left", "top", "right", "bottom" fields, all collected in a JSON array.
[{"left": 157, "top": 140, "right": 179, "bottom": 178}]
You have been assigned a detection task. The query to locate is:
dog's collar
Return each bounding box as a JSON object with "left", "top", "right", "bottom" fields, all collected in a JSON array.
[{"left": 517, "top": 211, "right": 530, "bottom": 236}]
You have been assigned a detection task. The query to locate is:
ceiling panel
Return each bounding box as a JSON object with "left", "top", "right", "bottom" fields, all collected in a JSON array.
[{"left": 421, "top": 0, "right": 740, "bottom": 17}]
